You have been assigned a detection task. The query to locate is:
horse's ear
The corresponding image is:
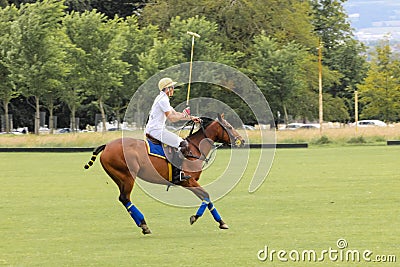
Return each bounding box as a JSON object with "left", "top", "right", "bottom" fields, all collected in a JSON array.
[{"left": 217, "top": 113, "right": 224, "bottom": 121}]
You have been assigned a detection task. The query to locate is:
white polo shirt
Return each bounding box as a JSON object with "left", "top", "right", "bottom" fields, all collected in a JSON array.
[{"left": 146, "top": 91, "right": 173, "bottom": 132}]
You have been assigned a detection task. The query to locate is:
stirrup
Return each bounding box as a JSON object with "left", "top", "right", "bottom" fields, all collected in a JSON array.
[
  {"left": 171, "top": 171, "right": 191, "bottom": 184},
  {"left": 179, "top": 171, "right": 191, "bottom": 181}
]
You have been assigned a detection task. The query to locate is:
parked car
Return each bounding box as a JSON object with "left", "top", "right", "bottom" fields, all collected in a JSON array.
[
  {"left": 242, "top": 125, "right": 255, "bottom": 130},
  {"left": 39, "top": 126, "right": 50, "bottom": 134},
  {"left": 279, "top": 123, "right": 304, "bottom": 131},
  {"left": 354, "top": 120, "right": 387, "bottom": 127},
  {"left": 107, "top": 127, "right": 120, "bottom": 131},
  {"left": 56, "top": 128, "right": 73, "bottom": 134},
  {"left": 11, "top": 127, "right": 28, "bottom": 135},
  {"left": 299, "top": 124, "right": 320, "bottom": 129}
]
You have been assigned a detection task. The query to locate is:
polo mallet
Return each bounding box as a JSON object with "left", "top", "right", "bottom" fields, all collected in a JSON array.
[{"left": 186, "top": 31, "right": 200, "bottom": 110}]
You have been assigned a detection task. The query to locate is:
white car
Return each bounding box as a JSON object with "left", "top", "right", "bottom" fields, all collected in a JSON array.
[
  {"left": 355, "top": 120, "right": 387, "bottom": 127},
  {"left": 242, "top": 125, "right": 255, "bottom": 130},
  {"left": 279, "top": 123, "right": 304, "bottom": 130},
  {"left": 299, "top": 123, "right": 320, "bottom": 129}
]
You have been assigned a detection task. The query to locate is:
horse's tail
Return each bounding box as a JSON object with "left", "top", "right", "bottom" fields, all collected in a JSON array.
[{"left": 84, "top": 144, "right": 106, "bottom": 169}]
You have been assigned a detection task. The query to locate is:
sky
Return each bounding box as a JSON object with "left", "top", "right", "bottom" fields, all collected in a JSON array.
[{"left": 344, "top": 0, "right": 400, "bottom": 41}]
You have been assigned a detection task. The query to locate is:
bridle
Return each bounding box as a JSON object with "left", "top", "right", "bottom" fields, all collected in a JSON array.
[
  {"left": 185, "top": 118, "right": 241, "bottom": 164},
  {"left": 217, "top": 121, "right": 243, "bottom": 147}
]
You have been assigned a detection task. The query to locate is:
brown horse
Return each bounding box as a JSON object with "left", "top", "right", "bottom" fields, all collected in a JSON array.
[{"left": 84, "top": 114, "right": 245, "bottom": 234}]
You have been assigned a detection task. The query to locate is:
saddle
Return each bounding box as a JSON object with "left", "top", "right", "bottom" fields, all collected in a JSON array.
[
  {"left": 145, "top": 134, "right": 161, "bottom": 145},
  {"left": 145, "top": 134, "right": 190, "bottom": 184},
  {"left": 145, "top": 133, "right": 189, "bottom": 157}
]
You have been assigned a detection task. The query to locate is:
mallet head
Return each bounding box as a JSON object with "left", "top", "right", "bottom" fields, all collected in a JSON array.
[{"left": 187, "top": 31, "right": 201, "bottom": 38}]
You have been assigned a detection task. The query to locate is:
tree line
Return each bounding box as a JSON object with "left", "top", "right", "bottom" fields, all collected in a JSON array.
[{"left": 0, "top": 0, "right": 399, "bottom": 134}]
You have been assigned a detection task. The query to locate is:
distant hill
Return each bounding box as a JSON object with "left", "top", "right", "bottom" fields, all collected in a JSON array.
[{"left": 344, "top": 0, "right": 400, "bottom": 41}]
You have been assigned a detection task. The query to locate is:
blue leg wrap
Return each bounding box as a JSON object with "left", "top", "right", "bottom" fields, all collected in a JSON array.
[
  {"left": 125, "top": 202, "right": 144, "bottom": 226},
  {"left": 208, "top": 202, "right": 222, "bottom": 222},
  {"left": 196, "top": 198, "right": 210, "bottom": 217}
]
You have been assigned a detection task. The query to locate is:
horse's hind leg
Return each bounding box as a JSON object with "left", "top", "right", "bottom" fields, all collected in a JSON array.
[
  {"left": 98, "top": 139, "right": 151, "bottom": 235},
  {"left": 117, "top": 176, "right": 152, "bottom": 235}
]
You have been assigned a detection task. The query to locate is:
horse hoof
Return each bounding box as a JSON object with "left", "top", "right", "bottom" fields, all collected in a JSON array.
[
  {"left": 141, "top": 225, "right": 152, "bottom": 235},
  {"left": 142, "top": 229, "right": 152, "bottom": 235},
  {"left": 190, "top": 215, "right": 198, "bottom": 225},
  {"left": 219, "top": 221, "right": 229, "bottom": 229}
]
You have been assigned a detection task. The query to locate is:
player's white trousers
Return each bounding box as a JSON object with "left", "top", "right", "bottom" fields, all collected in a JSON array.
[{"left": 146, "top": 128, "right": 183, "bottom": 148}]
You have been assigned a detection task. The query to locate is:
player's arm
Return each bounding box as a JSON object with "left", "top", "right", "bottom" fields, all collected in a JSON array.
[
  {"left": 165, "top": 109, "right": 190, "bottom": 122},
  {"left": 166, "top": 108, "right": 201, "bottom": 123}
]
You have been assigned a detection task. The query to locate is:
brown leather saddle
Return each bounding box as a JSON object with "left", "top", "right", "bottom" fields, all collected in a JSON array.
[
  {"left": 145, "top": 134, "right": 189, "bottom": 184},
  {"left": 145, "top": 133, "right": 161, "bottom": 145}
]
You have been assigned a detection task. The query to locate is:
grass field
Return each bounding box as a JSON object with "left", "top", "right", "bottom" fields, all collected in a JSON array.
[{"left": 0, "top": 147, "right": 399, "bottom": 266}]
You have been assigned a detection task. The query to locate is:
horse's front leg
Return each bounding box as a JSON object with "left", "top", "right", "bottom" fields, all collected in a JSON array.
[
  {"left": 190, "top": 197, "right": 229, "bottom": 229},
  {"left": 206, "top": 200, "right": 229, "bottom": 229},
  {"left": 183, "top": 179, "right": 229, "bottom": 229}
]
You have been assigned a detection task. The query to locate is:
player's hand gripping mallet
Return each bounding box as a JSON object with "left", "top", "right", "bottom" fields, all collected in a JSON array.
[{"left": 186, "top": 31, "right": 200, "bottom": 110}]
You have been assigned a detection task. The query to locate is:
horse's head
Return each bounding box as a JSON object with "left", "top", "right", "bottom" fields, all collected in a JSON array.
[{"left": 203, "top": 114, "right": 245, "bottom": 148}]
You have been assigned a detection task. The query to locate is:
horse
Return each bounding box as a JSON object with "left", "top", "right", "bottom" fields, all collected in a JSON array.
[{"left": 84, "top": 113, "right": 245, "bottom": 235}]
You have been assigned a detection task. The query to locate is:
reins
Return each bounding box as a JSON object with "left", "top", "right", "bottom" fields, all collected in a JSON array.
[{"left": 185, "top": 119, "right": 224, "bottom": 165}]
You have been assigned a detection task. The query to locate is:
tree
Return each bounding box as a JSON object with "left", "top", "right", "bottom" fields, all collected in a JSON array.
[
  {"left": 59, "top": 39, "right": 86, "bottom": 132},
  {"left": 82, "top": 0, "right": 142, "bottom": 18},
  {"left": 167, "top": 16, "right": 242, "bottom": 66},
  {"left": 319, "top": 93, "right": 350, "bottom": 122},
  {"left": 64, "top": 10, "right": 129, "bottom": 132},
  {"left": 140, "top": 0, "right": 317, "bottom": 52},
  {"left": 311, "top": 0, "right": 368, "bottom": 105},
  {"left": 120, "top": 16, "right": 159, "bottom": 90},
  {"left": 6, "top": 0, "right": 36, "bottom": 7},
  {"left": 107, "top": 16, "right": 159, "bottom": 129},
  {"left": 165, "top": 15, "right": 245, "bottom": 116},
  {"left": 8, "top": 0, "right": 146, "bottom": 17},
  {"left": 0, "top": 4, "right": 19, "bottom": 132},
  {"left": 357, "top": 40, "right": 400, "bottom": 122},
  {"left": 0, "top": 0, "right": 8, "bottom": 8},
  {"left": 0, "top": 0, "right": 374, "bottom": 128},
  {"left": 9, "top": 0, "right": 67, "bottom": 134},
  {"left": 139, "top": 1, "right": 330, "bottom": 123},
  {"left": 134, "top": 36, "right": 185, "bottom": 120},
  {"left": 247, "top": 35, "right": 310, "bottom": 123},
  {"left": 40, "top": 30, "right": 71, "bottom": 134}
]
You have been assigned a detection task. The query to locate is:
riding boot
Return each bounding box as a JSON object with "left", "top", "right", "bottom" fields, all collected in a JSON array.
[
  {"left": 170, "top": 140, "right": 192, "bottom": 184},
  {"left": 171, "top": 157, "right": 192, "bottom": 184}
]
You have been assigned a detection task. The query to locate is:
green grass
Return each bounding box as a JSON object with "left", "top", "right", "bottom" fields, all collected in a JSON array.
[{"left": 0, "top": 147, "right": 399, "bottom": 266}]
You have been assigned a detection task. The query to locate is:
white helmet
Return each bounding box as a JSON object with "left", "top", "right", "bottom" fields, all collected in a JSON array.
[{"left": 158, "top": 77, "right": 177, "bottom": 91}]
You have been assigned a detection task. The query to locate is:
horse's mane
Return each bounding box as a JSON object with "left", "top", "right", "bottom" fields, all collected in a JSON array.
[
  {"left": 185, "top": 116, "right": 216, "bottom": 137},
  {"left": 199, "top": 116, "right": 215, "bottom": 128}
]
